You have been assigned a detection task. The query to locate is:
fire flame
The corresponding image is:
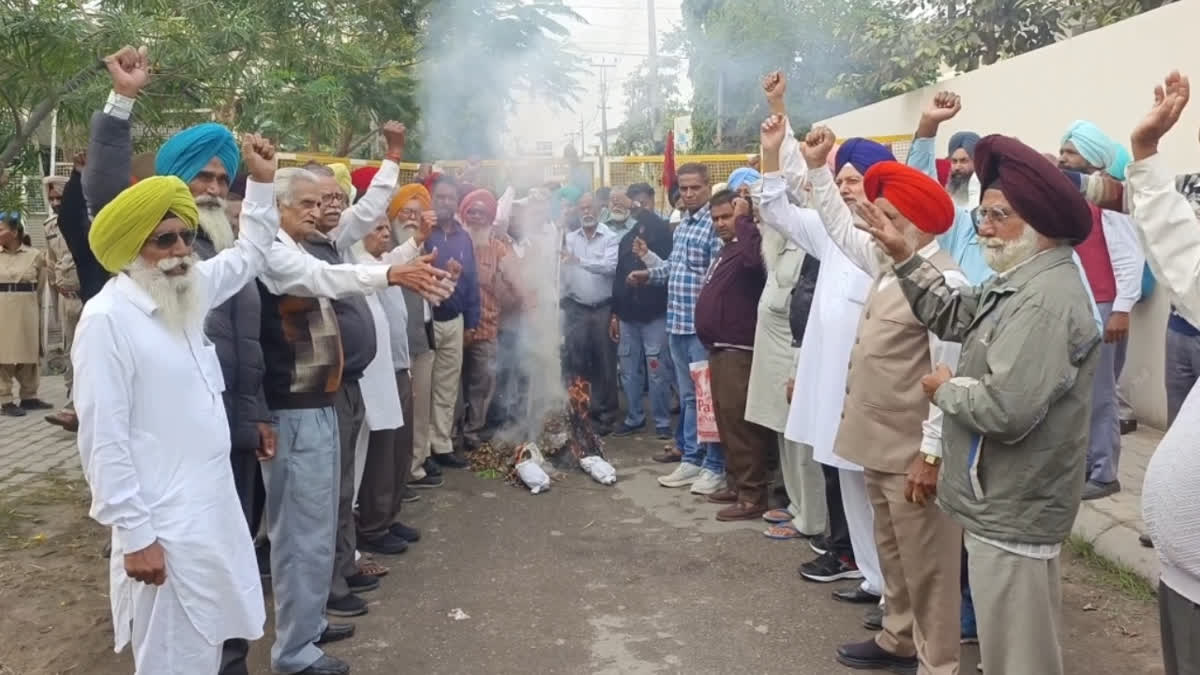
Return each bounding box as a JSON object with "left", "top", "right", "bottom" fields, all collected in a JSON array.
[{"left": 568, "top": 377, "right": 591, "bottom": 416}]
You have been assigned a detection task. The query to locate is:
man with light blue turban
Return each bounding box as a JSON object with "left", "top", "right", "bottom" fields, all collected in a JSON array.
[
  {"left": 1060, "top": 119, "right": 1146, "bottom": 501},
  {"left": 726, "top": 167, "right": 761, "bottom": 193}
]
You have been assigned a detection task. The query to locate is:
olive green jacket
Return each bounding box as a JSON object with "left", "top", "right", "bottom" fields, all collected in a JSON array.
[{"left": 896, "top": 246, "right": 1101, "bottom": 544}]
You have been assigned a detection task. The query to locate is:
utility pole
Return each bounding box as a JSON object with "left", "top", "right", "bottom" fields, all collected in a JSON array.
[
  {"left": 715, "top": 71, "right": 724, "bottom": 148},
  {"left": 592, "top": 58, "right": 615, "bottom": 166},
  {"left": 647, "top": 0, "right": 660, "bottom": 147}
]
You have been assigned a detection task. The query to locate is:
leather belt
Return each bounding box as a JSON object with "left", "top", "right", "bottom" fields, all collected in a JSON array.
[{"left": 0, "top": 282, "right": 35, "bottom": 293}]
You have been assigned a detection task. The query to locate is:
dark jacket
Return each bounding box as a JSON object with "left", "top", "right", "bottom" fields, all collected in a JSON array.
[
  {"left": 789, "top": 256, "right": 821, "bottom": 347},
  {"left": 425, "top": 221, "right": 481, "bottom": 329},
  {"left": 301, "top": 236, "right": 377, "bottom": 382},
  {"left": 696, "top": 215, "right": 766, "bottom": 349},
  {"left": 612, "top": 216, "right": 671, "bottom": 324},
  {"left": 194, "top": 235, "right": 271, "bottom": 451},
  {"left": 57, "top": 170, "right": 109, "bottom": 303}
]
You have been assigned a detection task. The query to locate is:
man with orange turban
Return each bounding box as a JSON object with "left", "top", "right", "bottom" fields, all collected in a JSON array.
[{"left": 787, "top": 120, "right": 968, "bottom": 675}]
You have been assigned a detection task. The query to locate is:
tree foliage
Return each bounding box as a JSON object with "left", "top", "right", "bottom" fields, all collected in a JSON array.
[
  {"left": 0, "top": 0, "right": 584, "bottom": 181},
  {"left": 610, "top": 55, "right": 686, "bottom": 156}
]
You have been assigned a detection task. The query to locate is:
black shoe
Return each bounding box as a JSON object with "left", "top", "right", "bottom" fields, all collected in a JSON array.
[
  {"left": 1082, "top": 479, "right": 1121, "bottom": 500},
  {"left": 389, "top": 522, "right": 421, "bottom": 543},
  {"left": 1140, "top": 533, "right": 1154, "bottom": 548},
  {"left": 400, "top": 486, "right": 422, "bottom": 503},
  {"left": 423, "top": 457, "right": 444, "bottom": 478},
  {"left": 432, "top": 452, "right": 469, "bottom": 469},
  {"left": 612, "top": 423, "right": 645, "bottom": 437},
  {"left": 809, "top": 535, "right": 830, "bottom": 556},
  {"left": 326, "top": 593, "right": 368, "bottom": 617},
  {"left": 297, "top": 654, "right": 350, "bottom": 675},
  {"left": 799, "top": 551, "right": 864, "bottom": 583},
  {"left": 358, "top": 533, "right": 408, "bottom": 555},
  {"left": 833, "top": 587, "right": 882, "bottom": 604},
  {"left": 346, "top": 573, "right": 380, "bottom": 593},
  {"left": 315, "top": 622, "right": 355, "bottom": 645},
  {"left": 2, "top": 403, "right": 26, "bottom": 417},
  {"left": 1120, "top": 418, "right": 1138, "bottom": 435},
  {"left": 863, "top": 604, "right": 884, "bottom": 631},
  {"left": 836, "top": 638, "right": 915, "bottom": 673},
  {"left": 19, "top": 398, "right": 53, "bottom": 411},
  {"left": 409, "top": 474, "right": 445, "bottom": 489}
]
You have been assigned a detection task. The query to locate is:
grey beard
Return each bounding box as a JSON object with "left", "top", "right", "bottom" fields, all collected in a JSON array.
[
  {"left": 125, "top": 255, "right": 203, "bottom": 335},
  {"left": 196, "top": 198, "right": 235, "bottom": 252},
  {"left": 981, "top": 224, "right": 1040, "bottom": 273}
]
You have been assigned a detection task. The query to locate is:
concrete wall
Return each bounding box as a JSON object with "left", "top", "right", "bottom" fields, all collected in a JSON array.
[{"left": 815, "top": 1, "right": 1200, "bottom": 429}]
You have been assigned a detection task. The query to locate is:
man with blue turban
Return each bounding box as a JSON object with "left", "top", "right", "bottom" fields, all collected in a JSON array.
[
  {"left": 75, "top": 133, "right": 279, "bottom": 675},
  {"left": 1060, "top": 119, "right": 1147, "bottom": 501}
]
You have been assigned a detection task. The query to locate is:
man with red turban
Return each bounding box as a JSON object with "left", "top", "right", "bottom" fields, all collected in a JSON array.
[
  {"left": 457, "top": 189, "right": 527, "bottom": 449},
  {"left": 795, "top": 123, "right": 967, "bottom": 675},
  {"left": 861, "top": 133, "right": 1100, "bottom": 675}
]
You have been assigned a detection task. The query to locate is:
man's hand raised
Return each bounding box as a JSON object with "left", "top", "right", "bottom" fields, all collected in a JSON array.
[
  {"left": 382, "top": 121, "right": 407, "bottom": 159},
  {"left": 241, "top": 133, "right": 276, "bottom": 183},
  {"left": 801, "top": 126, "right": 837, "bottom": 171},
  {"left": 1131, "top": 70, "right": 1191, "bottom": 161},
  {"left": 104, "top": 45, "right": 150, "bottom": 98},
  {"left": 388, "top": 251, "right": 453, "bottom": 303},
  {"left": 855, "top": 201, "right": 913, "bottom": 263},
  {"left": 760, "top": 114, "right": 789, "bottom": 155},
  {"left": 763, "top": 70, "right": 787, "bottom": 114},
  {"left": 916, "top": 91, "right": 961, "bottom": 139}
]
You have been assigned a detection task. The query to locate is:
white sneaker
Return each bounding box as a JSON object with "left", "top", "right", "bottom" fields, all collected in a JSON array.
[
  {"left": 658, "top": 462, "right": 702, "bottom": 488},
  {"left": 689, "top": 469, "right": 726, "bottom": 495}
]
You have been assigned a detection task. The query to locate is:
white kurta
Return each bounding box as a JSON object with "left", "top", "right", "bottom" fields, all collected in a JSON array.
[
  {"left": 759, "top": 173, "right": 872, "bottom": 471},
  {"left": 73, "top": 178, "right": 278, "bottom": 654}
]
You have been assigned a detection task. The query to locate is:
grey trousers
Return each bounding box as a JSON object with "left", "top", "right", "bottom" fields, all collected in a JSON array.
[
  {"left": 1165, "top": 328, "right": 1200, "bottom": 427},
  {"left": 1160, "top": 581, "right": 1200, "bottom": 675},
  {"left": 965, "top": 534, "right": 1064, "bottom": 675},
  {"left": 358, "top": 370, "right": 414, "bottom": 539},
  {"left": 779, "top": 437, "right": 826, "bottom": 536},
  {"left": 330, "top": 381, "right": 365, "bottom": 601},
  {"left": 461, "top": 339, "right": 498, "bottom": 444},
  {"left": 262, "top": 406, "right": 339, "bottom": 674},
  {"left": 562, "top": 300, "right": 619, "bottom": 422},
  {"left": 1087, "top": 302, "right": 1124, "bottom": 484}
]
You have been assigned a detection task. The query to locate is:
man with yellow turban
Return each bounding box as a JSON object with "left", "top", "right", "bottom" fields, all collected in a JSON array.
[{"left": 74, "top": 134, "right": 280, "bottom": 675}]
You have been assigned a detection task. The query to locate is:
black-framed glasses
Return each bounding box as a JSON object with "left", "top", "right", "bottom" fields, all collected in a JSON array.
[{"left": 147, "top": 229, "right": 197, "bottom": 249}]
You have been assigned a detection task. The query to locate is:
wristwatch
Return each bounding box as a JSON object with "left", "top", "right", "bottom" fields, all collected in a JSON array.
[{"left": 922, "top": 453, "right": 941, "bottom": 467}]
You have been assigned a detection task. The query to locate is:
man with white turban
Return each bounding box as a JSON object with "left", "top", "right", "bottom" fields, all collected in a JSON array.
[{"left": 74, "top": 134, "right": 279, "bottom": 675}]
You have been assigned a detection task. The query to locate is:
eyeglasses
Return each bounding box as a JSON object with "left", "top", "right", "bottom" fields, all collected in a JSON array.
[
  {"left": 147, "top": 229, "right": 197, "bottom": 249},
  {"left": 976, "top": 206, "right": 1015, "bottom": 224},
  {"left": 321, "top": 192, "right": 347, "bottom": 206}
]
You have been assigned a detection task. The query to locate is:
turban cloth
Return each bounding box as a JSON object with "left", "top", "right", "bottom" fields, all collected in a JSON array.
[
  {"left": 388, "top": 183, "right": 433, "bottom": 220},
  {"left": 558, "top": 184, "right": 584, "bottom": 206},
  {"left": 326, "top": 163, "right": 353, "bottom": 197},
  {"left": 1062, "top": 120, "right": 1130, "bottom": 180},
  {"left": 835, "top": 138, "right": 896, "bottom": 177},
  {"left": 975, "top": 135, "right": 1092, "bottom": 243},
  {"left": 155, "top": 123, "right": 240, "bottom": 184},
  {"left": 726, "top": 167, "right": 761, "bottom": 191},
  {"left": 457, "top": 188, "right": 498, "bottom": 226},
  {"left": 863, "top": 161, "right": 955, "bottom": 235},
  {"left": 89, "top": 176, "right": 198, "bottom": 273},
  {"left": 947, "top": 131, "right": 981, "bottom": 159},
  {"left": 351, "top": 167, "right": 379, "bottom": 198},
  {"left": 711, "top": 182, "right": 728, "bottom": 196},
  {"left": 935, "top": 158, "right": 951, "bottom": 187}
]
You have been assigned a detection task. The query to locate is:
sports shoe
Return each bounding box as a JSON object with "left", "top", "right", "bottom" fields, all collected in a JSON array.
[
  {"left": 1, "top": 403, "right": 26, "bottom": 417},
  {"left": 19, "top": 398, "right": 53, "bottom": 411},
  {"left": 809, "top": 534, "right": 830, "bottom": 556},
  {"left": 400, "top": 486, "right": 422, "bottom": 503},
  {"left": 389, "top": 522, "right": 421, "bottom": 543},
  {"left": 657, "top": 462, "right": 702, "bottom": 488},
  {"left": 799, "top": 551, "right": 864, "bottom": 583},
  {"left": 326, "top": 594, "right": 368, "bottom": 617},
  {"left": 409, "top": 474, "right": 444, "bottom": 489},
  {"left": 689, "top": 469, "right": 726, "bottom": 495},
  {"left": 1082, "top": 479, "right": 1120, "bottom": 500}
]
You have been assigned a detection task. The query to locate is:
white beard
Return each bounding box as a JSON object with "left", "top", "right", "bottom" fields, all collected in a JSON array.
[
  {"left": 126, "top": 255, "right": 203, "bottom": 335},
  {"left": 981, "top": 224, "right": 1040, "bottom": 273},
  {"left": 196, "top": 197, "right": 235, "bottom": 252}
]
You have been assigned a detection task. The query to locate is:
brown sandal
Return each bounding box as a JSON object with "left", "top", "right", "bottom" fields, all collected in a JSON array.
[
  {"left": 652, "top": 445, "right": 683, "bottom": 463},
  {"left": 358, "top": 557, "right": 390, "bottom": 577}
]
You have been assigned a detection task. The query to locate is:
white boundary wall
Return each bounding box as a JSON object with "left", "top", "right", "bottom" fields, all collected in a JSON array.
[{"left": 816, "top": 0, "right": 1200, "bottom": 429}]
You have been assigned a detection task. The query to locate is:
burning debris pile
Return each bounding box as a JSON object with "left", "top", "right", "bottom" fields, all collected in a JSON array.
[{"left": 468, "top": 377, "right": 616, "bottom": 490}]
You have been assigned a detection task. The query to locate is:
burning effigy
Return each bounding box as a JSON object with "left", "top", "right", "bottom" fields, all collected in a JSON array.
[{"left": 469, "top": 377, "right": 616, "bottom": 491}]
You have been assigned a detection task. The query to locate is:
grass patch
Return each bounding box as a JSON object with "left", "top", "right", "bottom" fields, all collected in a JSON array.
[
  {"left": 1067, "top": 534, "right": 1157, "bottom": 604},
  {"left": 0, "top": 469, "right": 90, "bottom": 552}
]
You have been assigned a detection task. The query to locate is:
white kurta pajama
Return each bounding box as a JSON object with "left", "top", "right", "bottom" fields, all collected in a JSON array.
[{"left": 74, "top": 179, "right": 278, "bottom": 674}]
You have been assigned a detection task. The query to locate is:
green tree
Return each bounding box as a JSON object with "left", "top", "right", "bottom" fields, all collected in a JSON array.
[{"left": 611, "top": 55, "right": 686, "bottom": 156}]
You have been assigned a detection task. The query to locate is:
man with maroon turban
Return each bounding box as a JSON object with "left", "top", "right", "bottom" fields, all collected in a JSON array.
[
  {"left": 800, "top": 126, "right": 967, "bottom": 675},
  {"left": 860, "top": 134, "right": 1101, "bottom": 675}
]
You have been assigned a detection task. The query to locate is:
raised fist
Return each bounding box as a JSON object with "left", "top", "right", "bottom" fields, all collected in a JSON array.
[
  {"left": 760, "top": 114, "right": 788, "bottom": 154},
  {"left": 763, "top": 70, "right": 786, "bottom": 102},
  {"left": 922, "top": 91, "right": 962, "bottom": 124},
  {"left": 104, "top": 45, "right": 150, "bottom": 98},
  {"left": 382, "top": 121, "right": 407, "bottom": 156},
  {"left": 801, "top": 126, "right": 836, "bottom": 170},
  {"left": 241, "top": 133, "right": 276, "bottom": 183}
]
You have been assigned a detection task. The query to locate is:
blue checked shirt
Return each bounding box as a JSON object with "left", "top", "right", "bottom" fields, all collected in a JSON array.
[{"left": 647, "top": 205, "right": 723, "bottom": 335}]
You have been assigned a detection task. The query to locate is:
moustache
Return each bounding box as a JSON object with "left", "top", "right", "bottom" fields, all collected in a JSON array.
[
  {"left": 157, "top": 256, "right": 194, "bottom": 273},
  {"left": 195, "top": 195, "right": 224, "bottom": 209}
]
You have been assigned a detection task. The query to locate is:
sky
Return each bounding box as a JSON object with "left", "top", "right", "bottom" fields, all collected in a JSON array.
[{"left": 504, "top": 0, "right": 689, "bottom": 157}]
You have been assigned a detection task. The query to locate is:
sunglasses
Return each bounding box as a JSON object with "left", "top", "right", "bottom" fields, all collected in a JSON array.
[{"left": 147, "top": 229, "right": 197, "bottom": 249}]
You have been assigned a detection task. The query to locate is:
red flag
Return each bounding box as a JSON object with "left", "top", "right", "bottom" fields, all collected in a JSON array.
[{"left": 662, "top": 130, "right": 676, "bottom": 195}]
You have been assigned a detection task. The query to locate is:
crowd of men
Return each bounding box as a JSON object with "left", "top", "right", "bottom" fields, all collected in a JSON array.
[{"left": 6, "top": 38, "right": 1200, "bottom": 675}]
